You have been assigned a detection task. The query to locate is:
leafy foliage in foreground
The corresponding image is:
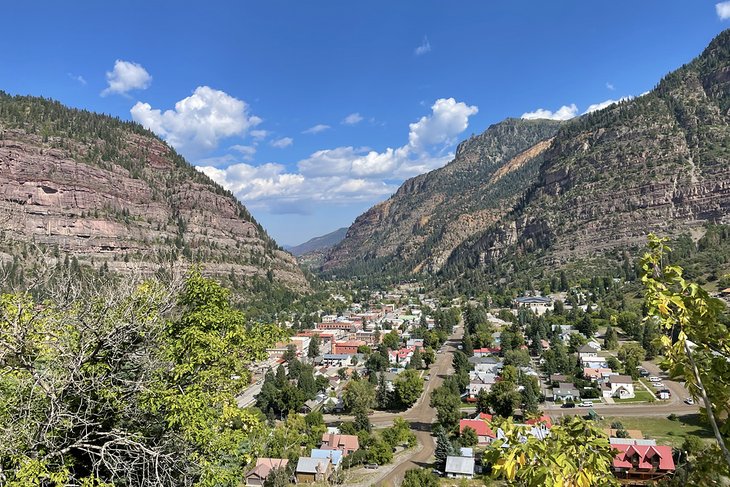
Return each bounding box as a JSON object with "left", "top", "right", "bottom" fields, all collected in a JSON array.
[
  {"left": 486, "top": 416, "right": 618, "bottom": 487},
  {"left": 0, "top": 269, "right": 283, "bottom": 486}
]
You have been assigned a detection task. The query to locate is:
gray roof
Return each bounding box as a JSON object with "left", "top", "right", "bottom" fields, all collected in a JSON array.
[
  {"left": 445, "top": 456, "right": 475, "bottom": 475},
  {"left": 322, "top": 354, "right": 349, "bottom": 360},
  {"left": 610, "top": 438, "right": 657, "bottom": 446},
  {"left": 611, "top": 375, "right": 633, "bottom": 384},
  {"left": 468, "top": 356, "right": 502, "bottom": 365},
  {"left": 577, "top": 344, "right": 596, "bottom": 353},
  {"left": 515, "top": 296, "right": 552, "bottom": 304},
  {"left": 296, "top": 457, "right": 330, "bottom": 474}
]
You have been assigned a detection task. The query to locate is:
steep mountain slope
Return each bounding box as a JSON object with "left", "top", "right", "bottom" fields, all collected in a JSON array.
[
  {"left": 287, "top": 227, "right": 348, "bottom": 256},
  {"left": 0, "top": 93, "right": 309, "bottom": 291},
  {"left": 322, "top": 118, "right": 562, "bottom": 274},
  {"left": 446, "top": 29, "right": 730, "bottom": 276}
]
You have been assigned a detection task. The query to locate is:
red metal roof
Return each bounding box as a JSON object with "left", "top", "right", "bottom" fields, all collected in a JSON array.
[
  {"left": 612, "top": 444, "right": 675, "bottom": 471},
  {"left": 460, "top": 419, "right": 495, "bottom": 438}
]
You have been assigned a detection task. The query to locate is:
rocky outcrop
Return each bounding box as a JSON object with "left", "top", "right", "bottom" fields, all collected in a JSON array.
[
  {"left": 447, "top": 29, "right": 730, "bottom": 273},
  {"left": 322, "top": 118, "right": 562, "bottom": 274},
  {"left": 0, "top": 95, "right": 308, "bottom": 291}
]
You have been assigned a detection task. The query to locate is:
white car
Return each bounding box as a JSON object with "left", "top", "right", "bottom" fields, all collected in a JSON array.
[
  {"left": 652, "top": 382, "right": 665, "bottom": 388},
  {"left": 577, "top": 401, "right": 594, "bottom": 407},
  {"left": 684, "top": 397, "right": 695, "bottom": 405},
  {"left": 648, "top": 376, "right": 661, "bottom": 382}
]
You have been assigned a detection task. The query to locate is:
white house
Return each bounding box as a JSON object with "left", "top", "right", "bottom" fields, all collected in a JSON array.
[
  {"left": 602, "top": 375, "right": 635, "bottom": 399},
  {"left": 445, "top": 456, "right": 475, "bottom": 479},
  {"left": 577, "top": 344, "right": 598, "bottom": 360}
]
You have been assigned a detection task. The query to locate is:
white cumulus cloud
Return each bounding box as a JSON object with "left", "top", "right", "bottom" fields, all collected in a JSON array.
[
  {"left": 521, "top": 104, "right": 578, "bottom": 121},
  {"left": 342, "top": 113, "right": 364, "bottom": 125},
  {"left": 303, "top": 124, "right": 331, "bottom": 134},
  {"left": 606, "top": 82, "right": 615, "bottom": 91},
  {"left": 584, "top": 96, "right": 632, "bottom": 114},
  {"left": 415, "top": 36, "right": 432, "bottom": 56},
  {"left": 101, "top": 60, "right": 152, "bottom": 96},
  {"left": 130, "top": 86, "right": 261, "bottom": 158},
  {"left": 717, "top": 1, "right": 730, "bottom": 19},
  {"left": 198, "top": 97, "right": 478, "bottom": 214},
  {"left": 271, "top": 137, "right": 294, "bottom": 148},
  {"left": 250, "top": 129, "right": 269, "bottom": 140},
  {"left": 407, "top": 98, "right": 479, "bottom": 152}
]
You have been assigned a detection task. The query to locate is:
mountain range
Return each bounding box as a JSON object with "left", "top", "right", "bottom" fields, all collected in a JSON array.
[
  {"left": 0, "top": 93, "right": 309, "bottom": 292},
  {"left": 322, "top": 29, "right": 730, "bottom": 281}
]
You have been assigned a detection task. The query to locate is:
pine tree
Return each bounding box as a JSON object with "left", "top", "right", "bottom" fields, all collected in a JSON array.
[
  {"left": 410, "top": 347, "right": 423, "bottom": 369},
  {"left": 435, "top": 428, "right": 455, "bottom": 468}
]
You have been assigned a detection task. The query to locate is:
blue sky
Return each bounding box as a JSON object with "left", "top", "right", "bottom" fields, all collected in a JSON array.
[{"left": 2, "top": 2, "right": 729, "bottom": 245}]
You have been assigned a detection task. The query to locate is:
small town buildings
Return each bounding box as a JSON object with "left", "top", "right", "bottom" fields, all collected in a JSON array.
[
  {"left": 583, "top": 367, "right": 615, "bottom": 382},
  {"left": 321, "top": 354, "right": 351, "bottom": 367},
  {"left": 611, "top": 444, "right": 675, "bottom": 482},
  {"left": 332, "top": 340, "right": 367, "bottom": 355},
  {"left": 245, "top": 458, "right": 288, "bottom": 486},
  {"left": 321, "top": 433, "right": 359, "bottom": 456},
  {"left": 459, "top": 419, "right": 495, "bottom": 445},
  {"left": 553, "top": 382, "right": 581, "bottom": 402},
  {"left": 525, "top": 415, "right": 553, "bottom": 428},
  {"left": 295, "top": 457, "right": 332, "bottom": 484},
  {"left": 445, "top": 455, "right": 476, "bottom": 479},
  {"left": 389, "top": 346, "right": 416, "bottom": 366},
  {"left": 514, "top": 295, "right": 553, "bottom": 310},
  {"left": 468, "top": 356, "right": 503, "bottom": 374},
  {"left": 602, "top": 375, "right": 635, "bottom": 399},
  {"left": 577, "top": 344, "right": 599, "bottom": 359},
  {"left": 310, "top": 449, "right": 343, "bottom": 468},
  {"left": 581, "top": 355, "right": 609, "bottom": 369},
  {"left": 468, "top": 372, "right": 498, "bottom": 399},
  {"left": 473, "top": 347, "right": 500, "bottom": 357}
]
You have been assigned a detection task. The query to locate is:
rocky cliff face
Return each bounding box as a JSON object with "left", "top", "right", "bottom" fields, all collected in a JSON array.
[
  {"left": 0, "top": 93, "right": 309, "bottom": 291},
  {"left": 322, "top": 118, "right": 562, "bottom": 274},
  {"left": 446, "top": 29, "right": 730, "bottom": 274}
]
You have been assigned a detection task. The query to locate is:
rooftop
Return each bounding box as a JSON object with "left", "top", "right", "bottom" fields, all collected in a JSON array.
[{"left": 445, "top": 455, "right": 476, "bottom": 475}]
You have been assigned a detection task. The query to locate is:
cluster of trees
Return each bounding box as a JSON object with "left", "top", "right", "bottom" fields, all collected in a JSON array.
[
  {"left": 255, "top": 355, "right": 329, "bottom": 420},
  {"left": 0, "top": 269, "right": 285, "bottom": 486}
]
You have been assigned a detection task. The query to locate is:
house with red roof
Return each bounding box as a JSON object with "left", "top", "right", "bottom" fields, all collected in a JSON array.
[
  {"left": 320, "top": 433, "right": 359, "bottom": 456},
  {"left": 245, "top": 458, "right": 288, "bottom": 486},
  {"left": 388, "top": 346, "right": 416, "bottom": 366},
  {"left": 525, "top": 415, "right": 553, "bottom": 428},
  {"left": 459, "top": 418, "right": 496, "bottom": 445},
  {"left": 611, "top": 444, "right": 675, "bottom": 482}
]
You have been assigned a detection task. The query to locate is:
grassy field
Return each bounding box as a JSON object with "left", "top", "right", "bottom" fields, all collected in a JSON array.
[{"left": 598, "top": 414, "right": 714, "bottom": 448}]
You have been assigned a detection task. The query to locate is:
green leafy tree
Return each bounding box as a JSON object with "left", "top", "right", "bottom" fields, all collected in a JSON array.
[
  {"left": 617, "top": 343, "right": 645, "bottom": 379},
  {"left": 401, "top": 469, "right": 439, "bottom": 487},
  {"left": 486, "top": 380, "right": 521, "bottom": 418},
  {"left": 430, "top": 386, "right": 462, "bottom": 432},
  {"left": 394, "top": 369, "right": 424, "bottom": 408},
  {"left": 422, "top": 347, "right": 436, "bottom": 367},
  {"left": 409, "top": 347, "right": 424, "bottom": 369},
  {"left": 343, "top": 379, "right": 376, "bottom": 415},
  {"left": 368, "top": 438, "right": 394, "bottom": 465},
  {"left": 642, "top": 235, "right": 730, "bottom": 469},
  {"left": 460, "top": 426, "right": 478, "bottom": 447},
  {"left": 486, "top": 416, "right": 619, "bottom": 486},
  {"left": 476, "top": 388, "right": 491, "bottom": 414},
  {"left": 603, "top": 323, "right": 618, "bottom": 350}
]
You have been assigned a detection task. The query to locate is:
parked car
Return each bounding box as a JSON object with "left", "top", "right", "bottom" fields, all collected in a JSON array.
[
  {"left": 685, "top": 397, "right": 695, "bottom": 405},
  {"left": 424, "top": 375, "right": 431, "bottom": 381},
  {"left": 648, "top": 376, "right": 661, "bottom": 382},
  {"left": 639, "top": 369, "right": 650, "bottom": 377},
  {"left": 577, "top": 401, "right": 594, "bottom": 407},
  {"left": 561, "top": 402, "right": 576, "bottom": 408},
  {"left": 365, "top": 464, "right": 379, "bottom": 470},
  {"left": 652, "top": 382, "right": 665, "bottom": 388}
]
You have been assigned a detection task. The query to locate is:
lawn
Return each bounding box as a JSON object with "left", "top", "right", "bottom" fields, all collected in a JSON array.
[
  {"left": 613, "top": 388, "right": 656, "bottom": 403},
  {"left": 598, "top": 414, "right": 714, "bottom": 448}
]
